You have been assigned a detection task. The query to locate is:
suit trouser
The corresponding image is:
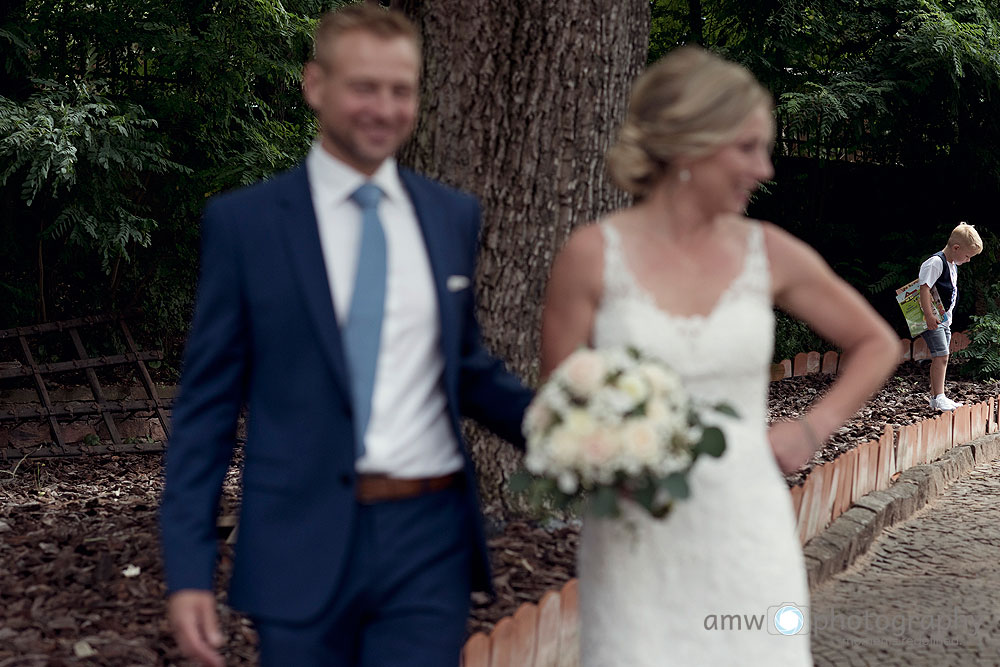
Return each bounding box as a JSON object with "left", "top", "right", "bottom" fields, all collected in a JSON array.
[{"left": 253, "top": 485, "right": 473, "bottom": 667}]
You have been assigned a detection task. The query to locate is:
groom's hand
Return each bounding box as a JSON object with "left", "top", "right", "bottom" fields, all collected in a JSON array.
[{"left": 168, "top": 589, "right": 225, "bottom": 667}]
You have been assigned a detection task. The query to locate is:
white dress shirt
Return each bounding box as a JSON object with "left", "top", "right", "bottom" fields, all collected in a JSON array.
[
  {"left": 306, "top": 144, "right": 463, "bottom": 478},
  {"left": 918, "top": 253, "right": 958, "bottom": 321}
]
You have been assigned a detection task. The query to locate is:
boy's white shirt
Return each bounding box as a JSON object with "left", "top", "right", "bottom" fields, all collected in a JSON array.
[{"left": 918, "top": 254, "right": 958, "bottom": 320}]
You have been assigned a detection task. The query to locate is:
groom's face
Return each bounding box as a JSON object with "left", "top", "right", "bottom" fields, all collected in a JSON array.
[{"left": 304, "top": 29, "right": 420, "bottom": 175}]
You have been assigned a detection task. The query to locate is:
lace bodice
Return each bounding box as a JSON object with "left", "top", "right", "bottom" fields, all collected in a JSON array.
[{"left": 594, "top": 221, "right": 774, "bottom": 424}]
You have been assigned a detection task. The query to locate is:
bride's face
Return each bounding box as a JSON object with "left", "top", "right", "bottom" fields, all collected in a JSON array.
[{"left": 685, "top": 105, "right": 775, "bottom": 215}]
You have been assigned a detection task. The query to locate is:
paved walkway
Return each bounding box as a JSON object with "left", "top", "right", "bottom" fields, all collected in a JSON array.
[{"left": 810, "top": 458, "right": 1000, "bottom": 665}]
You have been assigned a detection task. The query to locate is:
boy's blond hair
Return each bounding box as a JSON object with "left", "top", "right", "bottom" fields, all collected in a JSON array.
[{"left": 948, "top": 222, "right": 983, "bottom": 254}]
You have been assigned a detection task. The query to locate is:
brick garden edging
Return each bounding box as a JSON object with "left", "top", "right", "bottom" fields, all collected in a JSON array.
[
  {"left": 769, "top": 331, "right": 970, "bottom": 381},
  {"left": 462, "top": 580, "right": 579, "bottom": 667}
]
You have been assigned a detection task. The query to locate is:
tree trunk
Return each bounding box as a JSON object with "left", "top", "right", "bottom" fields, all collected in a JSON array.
[{"left": 398, "top": 1, "right": 650, "bottom": 518}]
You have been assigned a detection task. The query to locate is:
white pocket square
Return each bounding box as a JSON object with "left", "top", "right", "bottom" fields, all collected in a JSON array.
[{"left": 446, "top": 275, "right": 470, "bottom": 292}]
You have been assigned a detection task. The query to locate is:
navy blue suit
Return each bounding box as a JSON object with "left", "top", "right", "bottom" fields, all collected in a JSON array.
[{"left": 159, "top": 163, "right": 531, "bottom": 649}]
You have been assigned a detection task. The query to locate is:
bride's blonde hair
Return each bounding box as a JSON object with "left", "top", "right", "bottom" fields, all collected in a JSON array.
[{"left": 607, "top": 46, "right": 774, "bottom": 197}]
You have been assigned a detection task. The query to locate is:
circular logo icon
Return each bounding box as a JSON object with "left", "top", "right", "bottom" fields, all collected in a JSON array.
[{"left": 774, "top": 604, "right": 805, "bottom": 635}]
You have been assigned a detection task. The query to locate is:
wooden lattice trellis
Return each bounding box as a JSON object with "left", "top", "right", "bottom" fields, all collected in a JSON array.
[{"left": 0, "top": 315, "right": 172, "bottom": 458}]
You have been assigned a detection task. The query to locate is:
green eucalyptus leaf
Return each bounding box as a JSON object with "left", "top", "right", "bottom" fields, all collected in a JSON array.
[
  {"left": 714, "top": 403, "right": 739, "bottom": 418},
  {"left": 697, "top": 426, "right": 726, "bottom": 457},
  {"left": 508, "top": 470, "right": 533, "bottom": 493},
  {"left": 661, "top": 472, "right": 690, "bottom": 500},
  {"left": 589, "top": 486, "right": 620, "bottom": 518},
  {"left": 631, "top": 482, "right": 656, "bottom": 512}
]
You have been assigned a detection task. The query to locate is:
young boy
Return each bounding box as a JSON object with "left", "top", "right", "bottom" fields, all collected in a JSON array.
[{"left": 918, "top": 222, "right": 983, "bottom": 411}]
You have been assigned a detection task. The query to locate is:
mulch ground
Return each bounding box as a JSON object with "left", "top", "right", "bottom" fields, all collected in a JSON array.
[{"left": 1, "top": 361, "right": 997, "bottom": 665}]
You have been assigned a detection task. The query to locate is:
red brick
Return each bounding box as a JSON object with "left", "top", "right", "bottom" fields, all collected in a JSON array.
[
  {"left": 793, "top": 352, "right": 810, "bottom": 376},
  {"left": 875, "top": 425, "right": 894, "bottom": 492},
  {"left": 832, "top": 452, "right": 855, "bottom": 522},
  {"left": 508, "top": 603, "right": 539, "bottom": 666},
  {"left": 950, "top": 330, "right": 970, "bottom": 353},
  {"left": 896, "top": 423, "right": 920, "bottom": 473},
  {"left": 557, "top": 580, "right": 580, "bottom": 667},
  {"left": 973, "top": 401, "right": 988, "bottom": 439},
  {"left": 534, "top": 591, "right": 561, "bottom": 667},
  {"left": 461, "top": 632, "right": 490, "bottom": 667},
  {"left": 806, "top": 351, "right": 821, "bottom": 375},
  {"left": 797, "top": 474, "right": 816, "bottom": 545},
  {"left": 821, "top": 350, "right": 839, "bottom": 374}
]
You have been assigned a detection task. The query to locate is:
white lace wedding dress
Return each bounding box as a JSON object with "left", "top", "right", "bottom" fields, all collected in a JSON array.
[{"left": 578, "top": 222, "right": 812, "bottom": 666}]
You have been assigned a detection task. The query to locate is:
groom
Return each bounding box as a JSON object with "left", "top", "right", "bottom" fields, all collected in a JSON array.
[{"left": 159, "top": 6, "right": 532, "bottom": 666}]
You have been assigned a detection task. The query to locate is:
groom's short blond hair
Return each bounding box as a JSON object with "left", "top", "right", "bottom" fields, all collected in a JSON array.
[{"left": 313, "top": 5, "right": 422, "bottom": 66}]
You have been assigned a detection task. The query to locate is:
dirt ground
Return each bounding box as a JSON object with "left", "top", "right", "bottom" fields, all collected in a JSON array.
[{"left": 0, "top": 360, "right": 996, "bottom": 665}]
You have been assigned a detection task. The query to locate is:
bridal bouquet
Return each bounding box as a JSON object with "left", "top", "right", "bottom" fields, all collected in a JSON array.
[{"left": 512, "top": 346, "right": 734, "bottom": 519}]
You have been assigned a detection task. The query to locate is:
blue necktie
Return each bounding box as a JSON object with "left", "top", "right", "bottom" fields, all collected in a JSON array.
[{"left": 345, "top": 182, "right": 386, "bottom": 458}]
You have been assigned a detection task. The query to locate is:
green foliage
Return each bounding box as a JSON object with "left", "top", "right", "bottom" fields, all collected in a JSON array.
[
  {"left": 954, "top": 284, "right": 1000, "bottom": 380},
  {"left": 647, "top": 0, "right": 1000, "bottom": 170},
  {"left": 0, "top": 79, "right": 187, "bottom": 272},
  {"left": 773, "top": 310, "right": 832, "bottom": 363},
  {"left": 0, "top": 0, "right": 344, "bottom": 357}
]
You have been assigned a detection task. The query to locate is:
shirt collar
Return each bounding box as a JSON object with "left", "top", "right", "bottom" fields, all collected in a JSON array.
[{"left": 307, "top": 142, "right": 407, "bottom": 206}]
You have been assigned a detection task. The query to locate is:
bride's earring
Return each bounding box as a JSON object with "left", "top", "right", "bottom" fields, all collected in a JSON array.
[{"left": 678, "top": 168, "right": 691, "bottom": 183}]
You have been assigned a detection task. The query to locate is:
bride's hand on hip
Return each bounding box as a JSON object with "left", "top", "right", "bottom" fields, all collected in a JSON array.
[{"left": 768, "top": 420, "right": 816, "bottom": 474}]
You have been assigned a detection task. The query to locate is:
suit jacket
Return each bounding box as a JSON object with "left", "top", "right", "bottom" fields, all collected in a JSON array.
[{"left": 159, "top": 162, "right": 532, "bottom": 623}]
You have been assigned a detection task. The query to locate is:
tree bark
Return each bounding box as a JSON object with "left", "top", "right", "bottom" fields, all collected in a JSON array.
[{"left": 398, "top": 1, "right": 650, "bottom": 517}]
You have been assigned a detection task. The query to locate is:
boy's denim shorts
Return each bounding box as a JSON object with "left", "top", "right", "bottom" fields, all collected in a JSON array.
[{"left": 921, "top": 321, "right": 952, "bottom": 358}]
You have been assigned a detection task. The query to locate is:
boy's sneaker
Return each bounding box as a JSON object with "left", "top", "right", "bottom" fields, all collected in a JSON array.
[{"left": 930, "top": 395, "right": 962, "bottom": 411}]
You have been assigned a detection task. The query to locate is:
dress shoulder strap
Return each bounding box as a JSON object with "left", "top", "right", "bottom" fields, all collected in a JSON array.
[
  {"left": 599, "top": 223, "right": 636, "bottom": 302},
  {"left": 737, "top": 221, "right": 772, "bottom": 299}
]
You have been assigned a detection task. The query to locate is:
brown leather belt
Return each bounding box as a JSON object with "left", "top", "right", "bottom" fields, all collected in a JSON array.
[{"left": 355, "top": 472, "right": 463, "bottom": 503}]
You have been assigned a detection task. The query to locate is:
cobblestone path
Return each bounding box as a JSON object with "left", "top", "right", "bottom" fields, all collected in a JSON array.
[{"left": 810, "top": 459, "right": 1000, "bottom": 665}]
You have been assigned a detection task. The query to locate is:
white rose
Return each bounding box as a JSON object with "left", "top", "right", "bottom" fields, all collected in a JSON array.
[
  {"left": 640, "top": 363, "right": 672, "bottom": 392},
  {"left": 559, "top": 349, "right": 606, "bottom": 398},
  {"left": 580, "top": 427, "right": 619, "bottom": 469},
  {"left": 643, "top": 363, "right": 685, "bottom": 404},
  {"left": 645, "top": 397, "right": 668, "bottom": 423},
  {"left": 563, "top": 408, "right": 597, "bottom": 438},
  {"left": 622, "top": 419, "right": 660, "bottom": 466},
  {"left": 523, "top": 399, "right": 555, "bottom": 436},
  {"left": 524, "top": 451, "right": 547, "bottom": 475},
  {"left": 592, "top": 386, "right": 635, "bottom": 417},
  {"left": 604, "top": 347, "right": 633, "bottom": 374},
  {"left": 658, "top": 448, "right": 693, "bottom": 475},
  {"left": 540, "top": 382, "right": 572, "bottom": 416},
  {"left": 547, "top": 425, "right": 582, "bottom": 469},
  {"left": 616, "top": 371, "right": 649, "bottom": 404}
]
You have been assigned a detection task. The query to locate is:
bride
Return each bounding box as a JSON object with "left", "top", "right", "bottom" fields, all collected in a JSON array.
[{"left": 539, "top": 46, "right": 898, "bottom": 665}]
